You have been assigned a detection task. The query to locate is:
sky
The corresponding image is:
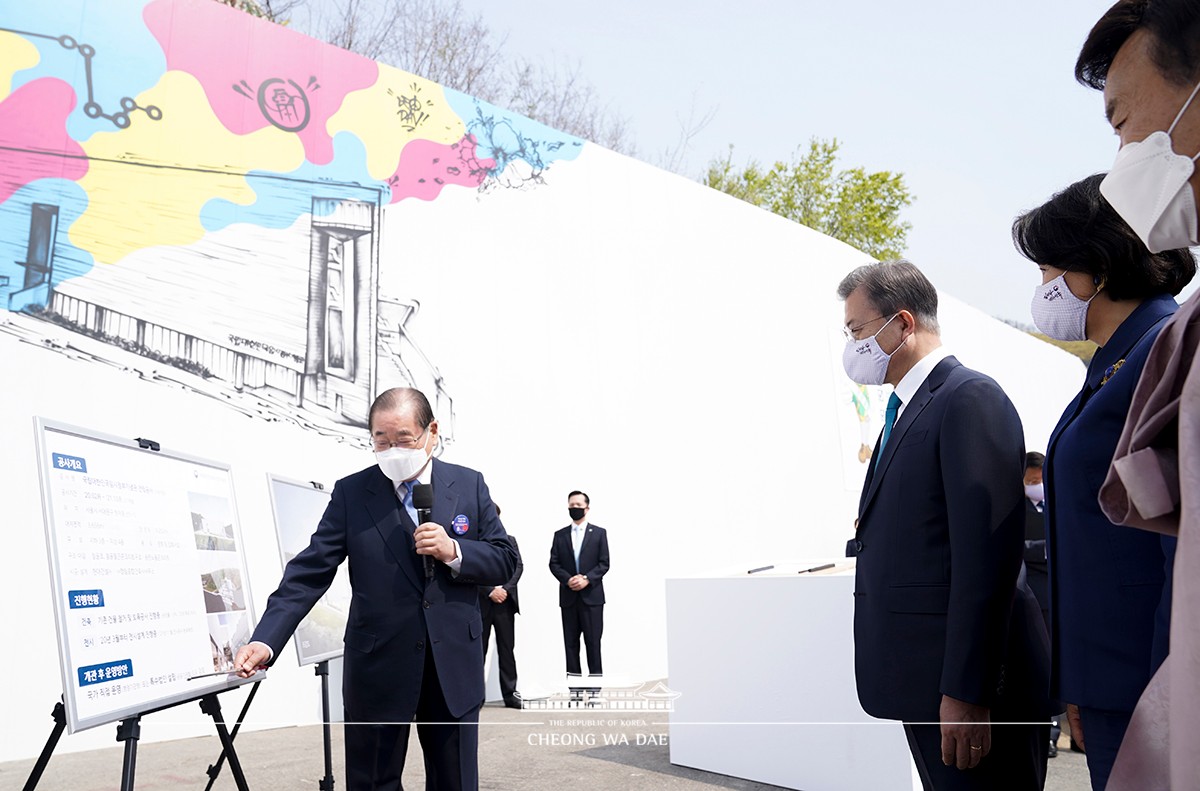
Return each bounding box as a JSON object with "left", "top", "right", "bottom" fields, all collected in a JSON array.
[{"left": 426, "top": 0, "right": 1163, "bottom": 324}]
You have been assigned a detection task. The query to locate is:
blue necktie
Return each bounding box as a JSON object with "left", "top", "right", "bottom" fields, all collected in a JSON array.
[
  {"left": 877, "top": 392, "right": 902, "bottom": 462},
  {"left": 401, "top": 480, "right": 418, "bottom": 527}
]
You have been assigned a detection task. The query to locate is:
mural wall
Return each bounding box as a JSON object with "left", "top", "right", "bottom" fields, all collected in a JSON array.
[
  {"left": 1, "top": 0, "right": 1086, "bottom": 765},
  {"left": 1, "top": 0, "right": 581, "bottom": 437}
]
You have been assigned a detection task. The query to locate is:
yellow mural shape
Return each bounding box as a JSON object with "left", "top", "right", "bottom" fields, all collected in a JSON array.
[
  {"left": 329, "top": 66, "right": 466, "bottom": 180},
  {"left": 73, "top": 70, "right": 305, "bottom": 265},
  {"left": 0, "top": 31, "right": 41, "bottom": 102}
]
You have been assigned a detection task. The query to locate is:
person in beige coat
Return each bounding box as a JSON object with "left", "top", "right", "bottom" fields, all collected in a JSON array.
[{"left": 1076, "top": 2, "right": 1200, "bottom": 787}]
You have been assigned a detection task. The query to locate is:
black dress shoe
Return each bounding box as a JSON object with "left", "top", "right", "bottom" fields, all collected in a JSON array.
[
  {"left": 1048, "top": 741, "right": 1058, "bottom": 758},
  {"left": 504, "top": 698, "right": 522, "bottom": 709}
]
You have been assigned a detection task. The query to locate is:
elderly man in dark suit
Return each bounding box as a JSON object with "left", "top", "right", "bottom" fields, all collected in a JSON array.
[
  {"left": 235, "top": 387, "right": 516, "bottom": 791},
  {"left": 839, "top": 260, "right": 1054, "bottom": 791},
  {"left": 549, "top": 490, "right": 609, "bottom": 701}
]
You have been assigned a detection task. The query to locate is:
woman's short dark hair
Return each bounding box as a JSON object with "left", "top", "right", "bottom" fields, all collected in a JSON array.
[{"left": 1012, "top": 173, "right": 1196, "bottom": 301}]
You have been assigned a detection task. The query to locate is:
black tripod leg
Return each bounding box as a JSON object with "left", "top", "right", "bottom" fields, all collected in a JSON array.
[
  {"left": 203, "top": 681, "right": 260, "bottom": 790},
  {"left": 22, "top": 701, "right": 66, "bottom": 791},
  {"left": 200, "top": 693, "right": 251, "bottom": 791},
  {"left": 316, "top": 662, "right": 335, "bottom": 791},
  {"left": 116, "top": 716, "right": 141, "bottom": 791}
]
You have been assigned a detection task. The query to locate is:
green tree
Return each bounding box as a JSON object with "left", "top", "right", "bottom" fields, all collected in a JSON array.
[
  {"left": 1031, "top": 333, "right": 1095, "bottom": 365},
  {"left": 704, "top": 138, "right": 914, "bottom": 260}
]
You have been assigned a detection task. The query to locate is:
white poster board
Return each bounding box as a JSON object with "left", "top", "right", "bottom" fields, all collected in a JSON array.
[
  {"left": 34, "top": 417, "right": 259, "bottom": 733},
  {"left": 266, "top": 474, "right": 350, "bottom": 666}
]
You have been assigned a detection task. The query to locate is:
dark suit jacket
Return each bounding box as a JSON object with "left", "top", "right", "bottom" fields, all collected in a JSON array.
[
  {"left": 852, "top": 355, "right": 1053, "bottom": 723},
  {"left": 251, "top": 458, "right": 517, "bottom": 721},
  {"left": 1045, "top": 294, "right": 1177, "bottom": 711},
  {"left": 479, "top": 534, "right": 522, "bottom": 614},
  {"left": 549, "top": 523, "right": 609, "bottom": 607},
  {"left": 1023, "top": 499, "right": 1050, "bottom": 621}
]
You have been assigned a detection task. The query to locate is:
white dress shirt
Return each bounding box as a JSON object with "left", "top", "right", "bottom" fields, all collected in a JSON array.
[
  {"left": 570, "top": 520, "right": 588, "bottom": 568},
  {"left": 893, "top": 345, "right": 952, "bottom": 419}
]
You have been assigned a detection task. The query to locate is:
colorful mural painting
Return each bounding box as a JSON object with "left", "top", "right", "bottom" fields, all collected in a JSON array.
[{"left": 0, "top": 0, "right": 584, "bottom": 437}]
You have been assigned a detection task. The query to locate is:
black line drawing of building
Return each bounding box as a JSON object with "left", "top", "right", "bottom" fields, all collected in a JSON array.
[{"left": 3, "top": 184, "right": 455, "bottom": 444}]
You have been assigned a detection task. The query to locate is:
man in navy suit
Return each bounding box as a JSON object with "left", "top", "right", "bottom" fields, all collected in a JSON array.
[
  {"left": 839, "top": 261, "right": 1053, "bottom": 790},
  {"left": 1022, "top": 452, "right": 1050, "bottom": 628},
  {"left": 549, "top": 490, "right": 609, "bottom": 700},
  {"left": 234, "top": 387, "right": 517, "bottom": 791},
  {"left": 478, "top": 505, "right": 522, "bottom": 710}
]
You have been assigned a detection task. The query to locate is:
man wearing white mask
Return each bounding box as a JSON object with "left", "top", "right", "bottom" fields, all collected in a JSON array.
[
  {"left": 1021, "top": 452, "right": 1049, "bottom": 631},
  {"left": 1022, "top": 452, "right": 1060, "bottom": 760},
  {"left": 234, "top": 387, "right": 516, "bottom": 791},
  {"left": 1080, "top": 2, "right": 1200, "bottom": 255},
  {"left": 1075, "top": 3, "right": 1200, "bottom": 788},
  {"left": 839, "top": 260, "right": 1054, "bottom": 791}
]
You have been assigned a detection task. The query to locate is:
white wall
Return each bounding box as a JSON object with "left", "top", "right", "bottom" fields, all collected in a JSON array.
[
  {"left": 375, "top": 144, "right": 1083, "bottom": 704},
  {"left": 1, "top": 142, "right": 1083, "bottom": 762}
]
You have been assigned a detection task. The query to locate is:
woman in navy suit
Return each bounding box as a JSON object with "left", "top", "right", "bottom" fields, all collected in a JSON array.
[{"left": 1012, "top": 174, "right": 1195, "bottom": 791}]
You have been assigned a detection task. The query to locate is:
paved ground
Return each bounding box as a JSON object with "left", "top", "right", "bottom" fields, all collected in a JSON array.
[{"left": 2, "top": 704, "right": 1091, "bottom": 791}]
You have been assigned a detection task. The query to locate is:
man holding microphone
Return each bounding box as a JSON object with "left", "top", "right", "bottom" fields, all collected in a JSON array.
[{"left": 234, "top": 387, "right": 516, "bottom": 791}]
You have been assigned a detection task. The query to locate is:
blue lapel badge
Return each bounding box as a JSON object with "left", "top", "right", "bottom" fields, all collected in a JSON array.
[
  {"left": 452, "top": 514, "right": 470, "bottom": 535},
  {"left": 1101, "top": 358, "right": 1125, "bottom": 387}
]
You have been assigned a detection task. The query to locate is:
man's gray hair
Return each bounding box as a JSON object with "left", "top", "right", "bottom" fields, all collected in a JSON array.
[
  {"left": 368, "top": 387, "right": 435, "bottom": 432},
  {"left": 836, "top": 259, "right": 940, "bottom": 334}
]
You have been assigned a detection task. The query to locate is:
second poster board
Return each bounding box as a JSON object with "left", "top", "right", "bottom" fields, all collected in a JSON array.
[{"left": 265, "top": 474, "right": 350, "bottom": 666}]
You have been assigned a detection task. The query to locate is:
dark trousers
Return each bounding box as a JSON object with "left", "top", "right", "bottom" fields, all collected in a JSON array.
[
  {"left": 480, "top": 600, "right": 518, "bottom": 702},
  {"left": 1077, "top": 707, "right": 1133, "bottom": 791},
  {"left": 344, "top": 643, "right": 480, "bottom": 791},
  {"left": 1026, "top": 573, "right": 1062, "bottom": 746},
  {"left": 903, "top": 722, "right": 1049, "bottom": 791},
  {"left": 560, "top": 602, "right": 603, "bottom": 689}
]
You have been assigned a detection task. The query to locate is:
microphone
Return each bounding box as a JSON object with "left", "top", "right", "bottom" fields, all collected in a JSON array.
[{"left": 413, "top": 483, "right": 435, "bottom": 580}]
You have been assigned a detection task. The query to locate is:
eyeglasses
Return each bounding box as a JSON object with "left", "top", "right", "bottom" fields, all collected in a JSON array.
[
  {"left": 372, "top": 425, "right": 430, "bottom": 452},
  {"left": 842, "top": 314, "right": 897, "bottom": 342}
]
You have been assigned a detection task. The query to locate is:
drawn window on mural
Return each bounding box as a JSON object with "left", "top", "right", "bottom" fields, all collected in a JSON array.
[
  {"left": 326, "top": 240, "right": 347, "bottom": 370},
  {"left": 23, "top": 203, "right": 60, "bottom": 289},
  {"left": 310, "top": 197, "right": 373, "bottom": 384}
]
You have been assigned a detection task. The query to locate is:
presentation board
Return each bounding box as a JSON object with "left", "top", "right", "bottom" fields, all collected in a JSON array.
[
  {"left": 34, "top": 417, "right": 259, "bottom": 733},
  {"left": 266, "top": 474, "right": 349, "bottom": 665}
]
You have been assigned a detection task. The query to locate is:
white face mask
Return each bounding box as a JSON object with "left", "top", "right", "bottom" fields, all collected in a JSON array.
[
  {"left": 1024, "top": 482, "right": 1044, "bottom": 504},
  {"left": 842, "top": 313, "right": 901, "bottom": 386},
  {"left": 1100, "top": 79, "right": 1200, "bottom": 253},
  {"left": 375, "top": 445, "right": 431, "bottom": 484},
  {"left": 1030, "top": 274, "right": 1100, "bottom": 342}
]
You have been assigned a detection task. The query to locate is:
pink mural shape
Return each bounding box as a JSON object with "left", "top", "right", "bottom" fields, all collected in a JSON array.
[
  {"left": 389, "top": 135, "right": 495, "bottom": 203},
  {"left": 0, "top": 78, "right": 89, "bottom": 205},
  {"left": 143, "top": 0, "right": 378, "bottom": 165}
]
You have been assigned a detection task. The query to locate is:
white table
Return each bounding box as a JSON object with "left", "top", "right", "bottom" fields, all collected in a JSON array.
[{"left": 666, "top": 562, "right": 919, "bottom": 791}]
